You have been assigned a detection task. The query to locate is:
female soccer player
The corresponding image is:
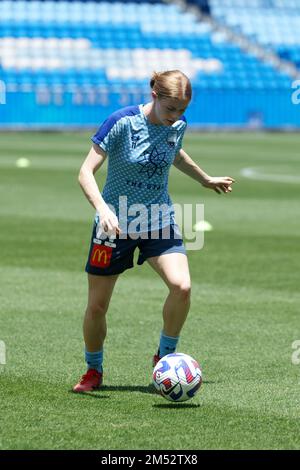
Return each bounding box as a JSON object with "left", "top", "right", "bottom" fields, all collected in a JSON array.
[{"left": 73, "top": 70, "right": 235, "bottom": 392}]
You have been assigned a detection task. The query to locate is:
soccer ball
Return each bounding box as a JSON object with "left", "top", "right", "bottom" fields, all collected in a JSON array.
[{"left": 153, "top": 353, "right": 202, "bottom": 402}]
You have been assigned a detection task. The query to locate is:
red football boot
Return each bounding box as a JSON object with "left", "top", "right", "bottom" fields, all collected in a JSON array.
[
  {"left": 72, "top": 369, "right": 103, "bottom": 393},
  {"left": 152, "top": 353, "right": 161, "bottom": 367}
]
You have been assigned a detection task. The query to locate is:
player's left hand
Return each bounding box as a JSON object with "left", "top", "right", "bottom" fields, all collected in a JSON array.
[{"left": 202, "top": 176, "right": 236, "bottom": 194}]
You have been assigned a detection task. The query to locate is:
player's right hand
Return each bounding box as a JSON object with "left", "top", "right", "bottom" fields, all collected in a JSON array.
[{"left": 97, "top": 207, "right": 122, "bottom": 238}]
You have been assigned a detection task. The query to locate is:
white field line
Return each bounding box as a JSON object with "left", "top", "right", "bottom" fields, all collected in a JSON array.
[{"left": 241, "top": 167, "right": 300, "bottom": 184}]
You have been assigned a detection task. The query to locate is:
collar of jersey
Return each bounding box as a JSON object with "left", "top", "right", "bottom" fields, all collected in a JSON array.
[{"left": 139, "top": 104, "right": 174, "bottom": 129}]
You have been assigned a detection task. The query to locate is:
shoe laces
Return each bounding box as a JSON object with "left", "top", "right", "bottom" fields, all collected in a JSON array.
[{"left": 80, "top": 369, "right": 100, "bottom": 384}]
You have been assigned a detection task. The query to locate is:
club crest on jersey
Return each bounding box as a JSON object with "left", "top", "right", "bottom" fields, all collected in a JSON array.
[
  {"left": 138, "top": 146, "right": 168, "bottom": 179},
  {"left": 167, "top": 130, "right": 178, "bottom": 148},
  {"left": 131, "top": 134, "right": 140, "bottom": 149}
]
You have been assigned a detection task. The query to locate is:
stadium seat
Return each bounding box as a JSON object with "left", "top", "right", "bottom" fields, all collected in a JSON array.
[
  {"left": 208, "top": 0, "right": 300, "bottom": 70},
  {"left": 0, "top": 0, "right": 296, "bottom": 127}
]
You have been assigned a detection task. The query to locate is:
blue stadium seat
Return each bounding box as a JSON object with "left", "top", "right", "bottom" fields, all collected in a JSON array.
[
  {"left": 208, "top": 0, "right": 300, "bottom": 70},
  {"left": 0, "top": 0, "right": 292, "bottom": 92}
]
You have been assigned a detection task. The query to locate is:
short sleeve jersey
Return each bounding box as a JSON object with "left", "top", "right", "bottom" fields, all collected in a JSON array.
[{"left": 92, "top": 104, "right": 187, "bottom": 233}]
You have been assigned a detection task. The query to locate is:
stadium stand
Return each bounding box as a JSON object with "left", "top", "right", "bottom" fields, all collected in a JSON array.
[
  {"left": 209, "top": 0, "right": 300, "bottom": 69},
  {"left": 0, "top": 0, "right": 299, "bottom": 127}
]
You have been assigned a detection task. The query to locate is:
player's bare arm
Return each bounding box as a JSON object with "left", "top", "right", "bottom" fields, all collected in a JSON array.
[
  {"left": 173, "top": 148, "right": 235, "bottom": 194},
  {"left": 78, "top": 144, "right": 121, "bottom": 234}
]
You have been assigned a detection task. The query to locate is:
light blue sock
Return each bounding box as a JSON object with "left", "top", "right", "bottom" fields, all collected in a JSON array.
[
  {"left": 158, "top": 331, "right": 179, "bottom": 358},
  {"left": 85, "top": 349, "right": 103, "bottom": 373}
]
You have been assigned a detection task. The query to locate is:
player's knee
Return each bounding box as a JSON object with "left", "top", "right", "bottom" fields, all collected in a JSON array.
[
  {"left": 86, "top": 302, "right": 108, "bottom": 319},
  {"left": 170, "top": 281, "right": 191, "bottom": 302}
]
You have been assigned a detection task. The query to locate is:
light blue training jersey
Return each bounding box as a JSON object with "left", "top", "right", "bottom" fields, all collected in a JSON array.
[{"left": 92, "top": 104, "right": 187, "bottom": 234}]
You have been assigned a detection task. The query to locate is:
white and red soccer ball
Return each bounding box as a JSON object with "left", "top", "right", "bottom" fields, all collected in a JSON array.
[{"left": 153, "top": 353, "right": 202, "bottom": 402}]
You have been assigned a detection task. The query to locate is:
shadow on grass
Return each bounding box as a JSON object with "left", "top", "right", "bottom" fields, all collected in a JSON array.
[
  {"left": 69, "top": 380, "right": 213, "bottom": 399},
  {"left": 69, "top": 390, "right": 111, "bottom": 399},
  {"left": 152, "top": 403, "right": 202, "bottom": 409},
  {"left": 69, "top": 383, "right": 157, "bottom": 398},
  {"left": 101, "top": 384, "right": 157, "bottom": 394}
]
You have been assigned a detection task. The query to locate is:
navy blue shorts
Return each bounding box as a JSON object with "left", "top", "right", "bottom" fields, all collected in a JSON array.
[{"left": 85, "top": 223, "right": 186, "bottom": 276}]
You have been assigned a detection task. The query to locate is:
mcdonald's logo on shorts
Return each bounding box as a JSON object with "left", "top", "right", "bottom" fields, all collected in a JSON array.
[{"left": 90, "top": 244, "right": 113, "bottom": 268}]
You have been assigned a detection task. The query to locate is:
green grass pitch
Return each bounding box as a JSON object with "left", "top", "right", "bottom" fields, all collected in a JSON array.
[{"left": 0, "top": 131, "right": 299, "bottom": 450}]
